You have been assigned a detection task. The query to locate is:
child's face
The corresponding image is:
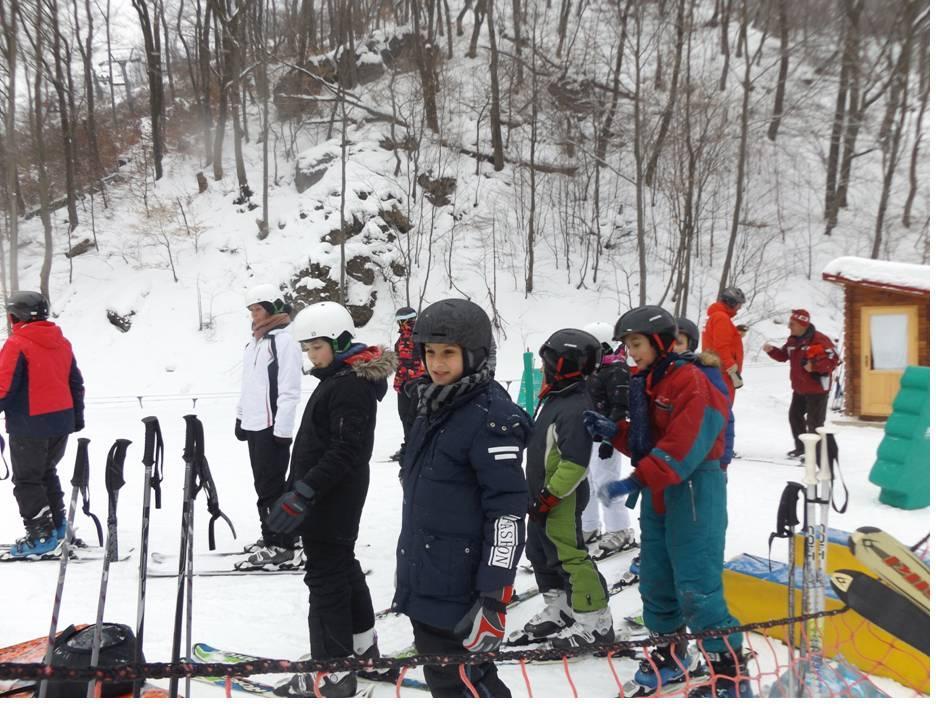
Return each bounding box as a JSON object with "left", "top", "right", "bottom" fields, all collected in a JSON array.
[
  {"left": 248, "top": 303, "right": 270, "bottom": 324},
  {"left": 303, "top": 338, "right": 334, "bottom": 368},
  {"left": 624, "top": 334, "right": 658, "bottom": 370},
  {"left": 673, "top": 332, "right": 690, "bottom": 354},
  {"left": 424, "top": 342, "right": 464, "bottom": 386}
]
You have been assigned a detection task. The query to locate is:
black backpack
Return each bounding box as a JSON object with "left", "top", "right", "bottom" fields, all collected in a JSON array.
[{"left": 44, "top": 623, "right": 140, "bottom": 698}]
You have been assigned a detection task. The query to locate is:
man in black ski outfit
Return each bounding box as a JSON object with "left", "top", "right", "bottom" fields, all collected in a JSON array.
[{"left": 267, "top": 301, "right": 397, "bottom": 698}]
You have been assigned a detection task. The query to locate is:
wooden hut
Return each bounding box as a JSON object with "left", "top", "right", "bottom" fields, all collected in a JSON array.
[{"left": 822, "top": 257, "right": 930, "bottom": 419}]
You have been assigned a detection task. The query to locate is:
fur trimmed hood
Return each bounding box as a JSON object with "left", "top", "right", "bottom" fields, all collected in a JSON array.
[
  {"left": 697, "top": 349, "right": 722, "bottom": 368},
  {"left": 347, "top": 345, "right": 399, "bottom": 381}
]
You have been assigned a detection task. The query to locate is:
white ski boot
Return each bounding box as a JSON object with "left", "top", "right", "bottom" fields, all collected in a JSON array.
[{"left": 550, "top": 606, "right": 615, "bottom": 650}]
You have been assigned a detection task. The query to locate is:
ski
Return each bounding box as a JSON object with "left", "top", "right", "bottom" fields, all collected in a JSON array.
[
  {"left": 848, "top": 526, "right": 930, "bottom": 612},
  {"left": 191, "top": 642, "right": 427, "bottom": 694},
  {"left": 150, "top": 550, "right": 251, "bottom": 563},
  {"left": 590, "top": 540, "right": 640, "bottom": 562},
  {"left": 0, "top": 547, "right": 134, "bottom": 563},
  {"left": 734, "top": 456, "right": 802, "bottom": 468},
  {"left": 148, "top": 565, "right": 306, "bottom": 578},
  {"left": 830, "top": 570, "right": 929, "bottom": 655}
]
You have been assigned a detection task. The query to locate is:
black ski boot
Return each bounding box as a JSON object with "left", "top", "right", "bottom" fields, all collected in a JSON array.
[
  {"left": 354, "top": 633, "right": 399, "bottom": 683},
  {"left": 274, "top": 670, "right": 358, "bottom": 698},
  {"left": 689, "top": 648, "right": 754, "bottom": 698}
]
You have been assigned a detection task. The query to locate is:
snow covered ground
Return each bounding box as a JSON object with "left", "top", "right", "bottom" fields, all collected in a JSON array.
[{"left": 0, "top": 352, "right": 929, "bottom": 701}]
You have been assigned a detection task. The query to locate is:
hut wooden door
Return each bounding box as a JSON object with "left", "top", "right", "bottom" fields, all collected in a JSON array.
[{"left": 860, "top": 305, "right": 919, "bottom": 416}]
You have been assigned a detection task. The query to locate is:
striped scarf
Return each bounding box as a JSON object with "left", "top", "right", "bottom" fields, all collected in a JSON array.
[{"left": 417, "top": 365, "right": 493, "bottom": 417}]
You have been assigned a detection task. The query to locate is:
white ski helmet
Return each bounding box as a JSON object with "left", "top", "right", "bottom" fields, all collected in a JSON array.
[
  {"left": 583, "top": 321, "right": 615, "bottom": 348},
  {"left": 245, "top": 284, "right": 286, "bottom": 314},
  {"left": 292, "top": 301, "right": 355, "bottom": 351}
]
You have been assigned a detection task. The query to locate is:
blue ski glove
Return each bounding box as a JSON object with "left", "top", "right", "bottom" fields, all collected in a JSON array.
[
  {"left": 267, "top": 481, "right": 316, "bottom": 534},
  {"left": 597, "top": 474, "right": 642, "bottom": 506},
  {"left": 454, "top": 587, "right": 512, "bottom": 652},
  {"left": 583, "top": 410, "right": 618, "bottom": 442}
]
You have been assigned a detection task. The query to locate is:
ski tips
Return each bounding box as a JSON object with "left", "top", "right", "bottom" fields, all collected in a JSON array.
[{"left": 829, "top": 571, "right": 853, "bottom": 594}]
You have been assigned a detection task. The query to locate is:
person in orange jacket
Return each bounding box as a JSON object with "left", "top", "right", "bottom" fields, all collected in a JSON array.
[{"left": 701, "top": 287, "right": 746, "bottom": 405}]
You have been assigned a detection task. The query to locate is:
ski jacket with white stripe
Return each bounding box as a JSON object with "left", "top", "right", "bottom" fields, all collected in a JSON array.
[
  {"left": 393, "top": 380, "right": 531, "bottom": 630},
  {"left": 236, "top": 327, "right": 302, "bottom": 439}
]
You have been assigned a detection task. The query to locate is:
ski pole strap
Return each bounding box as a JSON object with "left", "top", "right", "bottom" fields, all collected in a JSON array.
[
  {"left": 0, "top": 433, "right": 9, "bottom": 480},
  {"left": 142, "top": 417, "right": 165, "bottom": 509},
  {"left": 195, "top": 456, "right": 236, "bottom": 551},
  {"left": 768, "top": 481, "right": 806, "bottom": 569},
  {"left": 72, "top": 438, "right": 103, "bottom": 546}
]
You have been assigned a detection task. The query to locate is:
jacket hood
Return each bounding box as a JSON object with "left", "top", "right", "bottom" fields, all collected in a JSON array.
[
  {"left": 14, "top": 321, "right": 68, "bottom": 351},
  {"left": 697, "top": 349, "right": 722, "bottom": 368},
  {"left": 347, "top": 345, "right": 399, "bottom": 382},
  {"left": 707, "top": 301, "right": 738, "bottom": 319}
]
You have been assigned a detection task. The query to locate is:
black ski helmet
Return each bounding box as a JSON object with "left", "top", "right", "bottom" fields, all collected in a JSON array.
[
  {"left": 6, "top": 291, "right": 49, "bottom": 322},
  {"left": 539, "top": 329, "right": 603, "bottom": 383},
  {"left": 395, "top": 306, "right": 417, "bottom": 322},
  {"left": 719, "top": 286, "right": 746, "bottom": 309},
  {"left": 614, "top": 305, "right": 678, "bottom": 353},
  {"left": 676, "top": 318, "right": 700, "bottom": 352},
  {"left": 413, "top": 298, "right": 493, "bottom": 372}
]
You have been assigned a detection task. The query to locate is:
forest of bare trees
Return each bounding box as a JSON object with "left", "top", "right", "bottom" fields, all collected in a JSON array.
[{"left": 0, "top": 0, "right": 929, "bottom": 314}]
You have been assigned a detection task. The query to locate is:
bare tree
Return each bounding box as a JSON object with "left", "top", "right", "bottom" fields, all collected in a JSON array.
[
  {"left": 632, "top": 0, "right": 647, "bottom": 303},
  {"left": 413, "top": 0, "right": 440, "bottom": 132},
  {"left": 645, "top": 0, "right": 685, "bottom": 187},
  {"left": 48, "top": 0, "right": 80, "bottom": 230},
  {"left": 902, "top": 25, "right": 928, "bottom": 227},
  {"left": 767, "top": 0, "right": 789, "bottom": 141},
  {"left": 133, "top": 0, "right": 166, "bottom": 179},
  {"left": 486, "top": 0, "right": 504, "bottom": 169},
  {"left": 1, "top": 0, "right": 18, "bottom": 291}
]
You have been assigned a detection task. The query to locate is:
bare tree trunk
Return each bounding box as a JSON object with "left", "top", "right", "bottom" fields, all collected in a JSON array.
[
  {"left": 212, "top": 7, "right": 228, "bottom": 180},
  {"left": 1, "top": 0, "right": 18, "bottom": 291},
  {"left": 105, "top": 0, "right": 118, "bottom": 125},
  {"left": 902, "top": 45, "right": 928, "bottom": 227},
  {"left": 718, "top": 0, "right": 732, "bottom": 90},
  {"left": 467, "top": 0, "right": 484, "bottom": 57},
  {"left": 486, "top": 0, "right": 504, "bottom": 169},
  {"left": 766, "top": 0, "right": 788, "bottom": 140},
  {"left": 644, "top": 0, "right": 685, "bottom": 187},
  {"left": 132, "top": 0, "right": 165, "bottom": 179},
  {"left": 719, "top": 0, "right": 751, "bottom": 292},
  {"left": 525, "top": 4, "right": 539, "bottom": 296},
  {"left": 632, "top": 2, "right": 647, "bottom": 303},
  {"left": 73, "top": 0, "right": 102, "bottom": 181},
  {"left": 557, "top": 0, "right": 572, "bottom": 57},
  {"left": 511, "top": 0, "right": 523, "bottom": 84},
  {"left": 224, "top": 8, "right": 250, "bottom": 199},
  {"left": 49, "top": 0, "right": 80, "bottom": 231},
  {"left": 413, "top": 0, "right": 440, "bottom": 132},
  {"left": 824, "top": 0, "right": 861, "bottom": 222},
  {"left": 253, "top": 0, "right": 271, "bottom": 238},
  {"left": 198, "top": 0, "right": 214, "bottom": 166},
  {"left": 158, "top": 0, "right": 175, "bottom": 104}
]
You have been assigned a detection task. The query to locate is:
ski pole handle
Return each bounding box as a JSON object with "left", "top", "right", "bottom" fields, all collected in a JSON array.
[
  {"left": 71, "top": 437, "right": 91, "bottom": 489},
  {"left": 106, "top": 439, "right": 132, "bottom": 495},
  {"left": 183, "top": 414, "right": 200, "bottom": 464},
  {"left": 816, "top": 427, "right": 833, "bottom": 488},
  {"left": 142, "top": 416, "right": 159, "bottom": 468},
  {"left": 799, "top": 433, "right": 820, "bottom": 488}
]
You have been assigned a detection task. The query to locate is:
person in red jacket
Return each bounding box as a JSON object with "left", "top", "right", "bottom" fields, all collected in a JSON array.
[
  {"left": 0, "top": 292, "right": 85, "bottom": 558},
  {"left": 763, "top": 309, "right": 840, "bottom": 458},
  {"left": 390, "top": 306, "right": 425, "bottom": 461},
  {"left": 701, "top": 287, "right": 746, "bottom": 405}
]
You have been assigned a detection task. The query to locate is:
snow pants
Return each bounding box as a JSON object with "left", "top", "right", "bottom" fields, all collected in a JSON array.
[
  {"left": 411, "top": 619, "right": 510, "bottom": 698},
  {"left": 789, "top": 392, "right": 829, "bottom": 454},
  {"left": 638, "top": 461, "right": 741, "bottom": 652},
  {"left": 302, "top": 539, "right": 376, "bottom": 660},
  {"left": 245, "top": 428, "right": 291, "bottom": 546},
  {"left": 10, "top": 434, "right": 67, "bottom": 525},
  {"left": 582, "top": 443, "right": 631, "bottom": 534},
  {"left": 525, "top": 480, "right": 609, "bottom": 612}
]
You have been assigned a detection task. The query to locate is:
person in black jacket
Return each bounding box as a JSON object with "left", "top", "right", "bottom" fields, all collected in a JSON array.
[
  {"left": 266, "top": 301, "right": 398, "bottom": 699},
  {"left": 392, "top": 298, "right": 530, "bottom": 698}
]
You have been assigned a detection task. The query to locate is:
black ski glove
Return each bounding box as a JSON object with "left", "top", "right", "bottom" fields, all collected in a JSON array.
[
  {"left": 598, "top": 440, "right": 614, "bottom": 460},
  {"left": 267, "top": 481, "right": 316, "bottom": 534},
  {"left": 234, "top": 419, "right": 247, "bottom": 442},
  {"left": 74, "top": 416, "right": 85, "bottom": 432},
  {"left": 273, "top": 435, "right": 292, "bottom": 447},
  {"left": 454, "top": 587, "right": 512, "bottom": 652}
]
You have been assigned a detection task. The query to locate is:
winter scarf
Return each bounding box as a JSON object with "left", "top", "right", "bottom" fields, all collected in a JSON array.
[
  {"left": 417, "top": 364, "right": 493, "bottom": 418},
  {"left": 252, "top": 312, "right": 290, "bottom": 340}
]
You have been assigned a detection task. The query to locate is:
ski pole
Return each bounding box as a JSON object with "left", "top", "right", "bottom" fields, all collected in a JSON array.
[
  {"left": 38, "top": 438, "right": 90, "bottom": 698},
  {"left": 799, "top": 432, "right": 821, "bottom": 696},
  {"left": 87, "top": 438, "right": 132, "bottom": 698},
  {"left": 170, "top": 415, "right": 199, "bottom": 698},
  {"left": 133, "top": 417, "right": 164, "bottom": 697}
]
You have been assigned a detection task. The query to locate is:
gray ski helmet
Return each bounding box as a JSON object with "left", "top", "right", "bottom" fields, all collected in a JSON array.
[
  {"left": 395, "top": 306, "right": 417, "bottom": 322},
  {"left": 676, "top": 318, "right": 700, "bottom": 352},
  {"left": 719, "top": 286, "right": 746, "bottom": 309},
  {"left": 614, "top": 305, "right": 678, "bottom": 353},
  {"left": 413, "top": 299, "right": 492, "bottom": 372},
  {"left": 539, "top": 328, "right": 603, "bottom": 381},
  {"left": 6, "top": 291, "right": 49, "bottom": 322}
]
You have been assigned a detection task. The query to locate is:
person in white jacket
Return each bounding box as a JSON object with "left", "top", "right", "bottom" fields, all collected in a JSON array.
[{"left": 235, "top": 284, "right": 303, "bottom": 569}]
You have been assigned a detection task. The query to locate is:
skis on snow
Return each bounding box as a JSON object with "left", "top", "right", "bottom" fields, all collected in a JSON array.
[{"left": 848, "top": 526, "right": 930, "bottom": 612}]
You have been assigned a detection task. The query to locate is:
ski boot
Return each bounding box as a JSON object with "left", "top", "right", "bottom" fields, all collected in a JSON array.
[
  {"left": 550, "top": 606, "right": 615, "bottom": 651},
  {"left": 633, "top": 636, "right": 700, "bottom": 692},
  {"left": 242, "top": 538, "right": 266, "bottom": 554},
  {"left": 596, "top": 528, "right": 637, "bottom": 556},
  {"left": 53, "top": 517, "right": 87, "bottom": 548},
  {"left": 517, "top": 589, "right": 574, "bottom": 641},
  {"left": 8, "top": 507, "right": 61, "bottom": 560},
  {"left": 583, "top": 528, "right": 602, "bottom": 545},
  {"left": 353, "top": 629, "right": 399, "bottom": 683},
  {"left": 629, "top": 553, "right": 641, "bottom": 575},
  {"left": 274, "top": 669, "right": 358, "bottom": 698},
  {"left": 234, "top": 544, "right": 303, "bottom": 571},
  {"left": 689, "top": 648, "right": 753, "bottom": 697}
]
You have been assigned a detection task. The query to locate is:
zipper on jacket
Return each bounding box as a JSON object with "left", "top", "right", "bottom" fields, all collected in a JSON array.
[
  {"left": 688, "top": 479, "right": 697, "bottom": 521},
  {"left": 338, "top": 416, "right": 344, "bottom": 439}
]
